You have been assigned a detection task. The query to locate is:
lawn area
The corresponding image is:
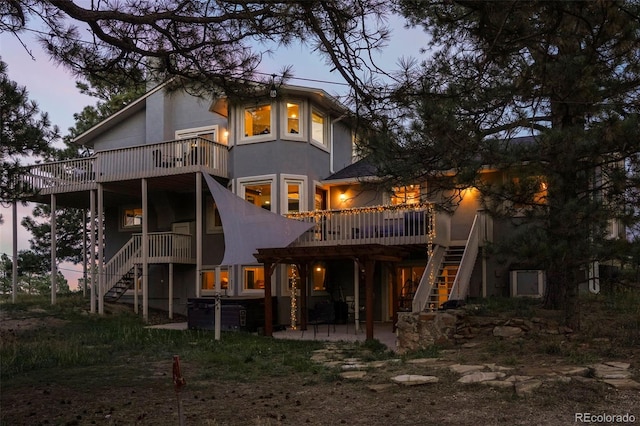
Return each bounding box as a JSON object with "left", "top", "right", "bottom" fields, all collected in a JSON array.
[{"left": 1, "top": 293, "right": 638, "bottom": 425}]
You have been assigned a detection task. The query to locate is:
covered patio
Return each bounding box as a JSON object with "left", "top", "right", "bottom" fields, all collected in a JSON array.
[{"left": 254, "top": 244, "right": 408, "bottom": 342}]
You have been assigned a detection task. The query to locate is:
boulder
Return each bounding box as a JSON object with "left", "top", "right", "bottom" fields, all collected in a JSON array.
[{"left": 493, "top": 326, "right": 523, "bottom": 338}]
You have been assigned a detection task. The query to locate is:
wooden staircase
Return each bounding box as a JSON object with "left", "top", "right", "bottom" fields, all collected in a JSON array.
[
  {"left": 426, "top": 246, "right": 464, "bottom": 310},
  {"left": 104, "top": 264, "right": 141, "bottom": 302}
]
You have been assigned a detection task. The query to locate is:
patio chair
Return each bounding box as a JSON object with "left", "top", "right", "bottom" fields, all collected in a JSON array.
[{"left": 305, "top": 301, "right": 336, "bottom": 338}]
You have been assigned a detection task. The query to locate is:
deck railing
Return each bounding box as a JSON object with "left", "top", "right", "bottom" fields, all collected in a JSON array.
[
  {"left": 102, "top": 232, "right": 193, "bottom": 295},
  {"left": 287, "top": 204, "right": 449, "bottom": 247},
  {"left": 20, "top": 157, "right": 96, "bottom": 194},
  {"left": 21, "top": 137, "right": 228, "bottom": 195},
  {"left": 98, "top": 137, "right": 228, "bottom": 181}
]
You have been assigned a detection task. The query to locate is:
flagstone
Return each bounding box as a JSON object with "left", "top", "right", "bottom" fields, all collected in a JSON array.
[
  {"left": 603, "top": 378, "right": 640, "bottom": 390},
  {"left": 449, "top": 364, "right": 486, "bottom": 375},
  {"left": 515, "top": 379, "right": 542, "bottom": 397},
  {"left": 391, "top": 374, "right": 440, "bottom": 386},
  {"left": 457, "top": 372, "right": 506, "bottom": 384},
  {"left": 340, "top": 371, "right": 367, "bottom": 379}
]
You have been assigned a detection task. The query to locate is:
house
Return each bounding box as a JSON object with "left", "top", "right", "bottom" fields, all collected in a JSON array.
[{"left": 14, "top": 80, "right": 622, "bottom": 341}]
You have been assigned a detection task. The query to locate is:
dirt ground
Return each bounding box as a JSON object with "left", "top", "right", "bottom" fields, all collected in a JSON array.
[{"left": 1, "top": 308, "right": 638, "bottom": 426}]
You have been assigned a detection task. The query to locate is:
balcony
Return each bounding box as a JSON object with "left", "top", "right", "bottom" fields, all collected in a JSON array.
[
  {"left": 287, "top": 204, "right": 451, "bottom": 247},
  {"left": 20, "top": 137, "right": 228, "bottom": 195}
]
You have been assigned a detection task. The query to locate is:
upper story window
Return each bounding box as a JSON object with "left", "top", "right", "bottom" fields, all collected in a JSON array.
[
  {"left": 239, "top": 177, "right": 275, "bottom": 212},
  {"left": 391, "top": 185, "right": 421, "bottom": 205},
  {"left": 176, "top": 125, "right": 219, "bottom": 143},
  {"left": 311, "top": 109, "right": 327, "bottom": 148},
  {"left": 282, "top": 175, "right": 307, "bottom": 214},
  {"left": 286, "top": 102, "right": 300, "bottom": 134},
  {"left": 243, "top": 104, "right": 272, "bottom": 139}
]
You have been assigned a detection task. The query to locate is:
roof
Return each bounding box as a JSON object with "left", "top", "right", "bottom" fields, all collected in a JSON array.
[
  {"left": 324, "top": 157, "right": 378, "bottom": 182},
  {"left": 72, "top": 79, "right": 350, "bottom": 147}
]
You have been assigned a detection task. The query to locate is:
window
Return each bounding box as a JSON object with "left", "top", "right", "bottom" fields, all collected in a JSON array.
[
  {"left": 176, "top": 125, "right": 219, "bottom": 143},
  {"left": 311, "top": 109, "right": 327, "bottom": 147},
  {"left": 244, "top": 104, "right": 272, "bottom": 138},
  {"left": 315, "top": 187, "right": 327, "bottom": 210},
  {"left": 242, "top": 180, "right": 273, "bottom": 211},
  {"left": 282, "top": 176, "right": 307, "bottom": 214},
  {"left": 311, "top": 262, "right": 327, "bottom": 292},
  {"left": 205, "top": 196, "right": 223, "bottom": 233},
  {"left": 122, "top": 207, "right": 142, "bottom": 229},
  {"left": 201, "top": 268, "right": 229, "bottom": 291},
  {"left": 391, "top": 185, "right": 421, "bottom": 205},
  {"left": 243, "top": 266, "right": 265, "bottom": 290},
  {"left": 285, "top": 102, "right": 302, "bottom": 136}
]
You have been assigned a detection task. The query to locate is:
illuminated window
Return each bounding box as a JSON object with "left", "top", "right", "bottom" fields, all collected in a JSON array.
[
  {"left": 244, "top": 104, "right": 272, "bottom": 138},
  {"left": 243, "top": 266, "right": 265, "bottom": 290},
  {"left": 311, "top": 110, "right": 327, "bottom": 147},
  {"left": 391, "top": 185, "right": 421, "bottom": 205},
  {"left": 286, "top": 102, "right": 300, "bottom": 135},
  {"left": 201, "top": 269, "right": 229, "bottom": 291},
  {"left": 242, "top": 180, "right": 273, "bottom": 211},
  {"left": 122, "top": 207, "right": 142, "bottom": 229},
  {"left": 312, "top": 262, "right": 327, "bottom": 292}
]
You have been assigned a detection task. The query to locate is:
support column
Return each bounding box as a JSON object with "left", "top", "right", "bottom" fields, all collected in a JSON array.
[
  {"left": 50, "top": 194, "right": 57, "bottom": 305},
  {"left": 353, "top": 260, "right": 360, "bottom": 333},
  {"left": 195, "top": 172, "right": 202, "bottom": 297},
  {"left": 263, "top": 261, "right": 273, "bottom": 337},
  {"left": 98, "top": 184, "right": 104, "bottom": 315},
  {"left": 11, "top": 202, "right": 18, "bottom": 303},
  {"left": 168, "top": 263, "right": 174, "bottom": 319},
  {"left": 142, "top": 178, "right": 149, "bottom": 322},
  {"left": 364, "top": 258, "right": 376, "bottom": 341},
  {"left": 133, "top": 264, "right": 139, "bottom": 314},
  {"left": 90, "top": 190, "right": 96, "bottom": 313},
  {"left": 214, "top": 266, "right": 221, "bottom": 341},
  {"left": 82, "top": 209, "right": 87, "bottom": 296},
  {"left": 390, "top": 265, "right": 398, "bottom": 332},
  {"left": 298, "top": 263, "right": 308, "bottom": 331}
]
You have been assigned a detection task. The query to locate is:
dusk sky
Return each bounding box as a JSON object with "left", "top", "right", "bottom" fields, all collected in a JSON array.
[{"left": 0, "top": 12, "right": 426, "bottom": 288}]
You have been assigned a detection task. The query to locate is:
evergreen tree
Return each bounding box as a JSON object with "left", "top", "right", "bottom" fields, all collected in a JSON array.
[
  {"left": 0, "top": 58, "right": 58, "bottom": 204},
  {"left": 365, "top": 1, "right": 640, "bottom": 327}
]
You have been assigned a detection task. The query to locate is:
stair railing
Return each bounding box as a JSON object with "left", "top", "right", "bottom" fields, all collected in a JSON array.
[
  {"left": 103, "top": 235, "right": 142, "bottom": 295},
  {"left": 412, "top": 245, "right": 446, "bottom": 312},
  {"left": 448, "top": 214, "right": 481, "bottom": 302}
]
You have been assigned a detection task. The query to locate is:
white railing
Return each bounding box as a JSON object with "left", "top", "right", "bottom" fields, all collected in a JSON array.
[
  {"left": 103, "top": 235, "right": 142, "bottom": 295},
  {"left": 147, "top": 232, "right": 192, "bottom": 263},
  {"left": 448, "top": 214, "right": 481, "bottom": 302},
  {"left": 97, "top": 137, "right": 228, "bottom": 181},
  {"left": 288, "top": 204, "right": 440, "bottom": 247},
  {"left": 412, "top": 245, "right": 446, "bottom": 312},
  {"left": 20, "top": 157, "right": 96, "bottom": 194},
  {"left": 103, "top": 232, "right": 193, "bottom": 294},
  {"left": 21, "top": 137, "right": 228, "bottom": 195}
]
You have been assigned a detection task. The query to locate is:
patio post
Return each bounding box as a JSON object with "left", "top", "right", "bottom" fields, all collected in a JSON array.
[
  {"left": 264, "top": 261, "right": 273, "bottom": 337},
  {"left": 51, "top": 193, "right": 57, "bottom": 305},
  {"left": 364, "top": 258, "right": 375, "bottom": 341}
]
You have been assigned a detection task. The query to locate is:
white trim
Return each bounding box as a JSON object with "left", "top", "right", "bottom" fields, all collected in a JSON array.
[
  {"left": 310, "top": 108, "right": 329, "bottom": 151},
  {"left": 280, "top": 99, "right": 306, "bottom": 142},
  {"left": 175, "top": 124, "right": 219, "bottom": 142},
  {"left": 237, "top": 175, "right": 277, "bottom": 212},
  {"left": 280, "top": 174, "right": 308, "bottom": 214},
  {"left": 238, "top": 102, "right": 276, "bottom": 144}
]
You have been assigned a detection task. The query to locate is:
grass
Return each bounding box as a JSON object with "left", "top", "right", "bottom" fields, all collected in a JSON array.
[{"left": 0, "top": 294, "right": 329, "bottom": 386}]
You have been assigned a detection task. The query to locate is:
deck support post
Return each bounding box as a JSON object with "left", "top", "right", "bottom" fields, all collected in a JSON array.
[
  {"left": 98, "top": 184, "right": 104, "bottom": 315},
  {"left": 353, "top": 260, "right": 360, "bottom": 333},
  {"left": 90, "top": 190, "right": 96, "bottom": 313},
  {"left": 51, "top": 194, "right": 57, "bottom": 304},
  {"left": 297, "top": 263, "right": 308, "bottom": 331},
  {"left": 195, "top": 172, "right": 202, "bottom": 298},
  {"left": 168, "top": 263, "right": 174, "bottom": 319},
  {"left": 142, "top": 178, "right": 149, "bottom": 322},
  {"left": 11, "top": 202, "right": 18, "bottom": 303},
  {"left": 364, "top": 258, "right": 375, "bottom": 341},
  {"left": 264, "top": 261, "right": 274, "bottom": 337}
]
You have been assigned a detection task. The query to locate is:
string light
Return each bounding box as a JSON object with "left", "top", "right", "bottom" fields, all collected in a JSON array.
[{"left": 290, "top": 265, "right": 298, "bottom": 330}]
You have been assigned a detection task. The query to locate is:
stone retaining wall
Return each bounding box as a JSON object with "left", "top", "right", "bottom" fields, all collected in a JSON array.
[{"left": 396, "top": 309, "right": 573, "bottom": 354}]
